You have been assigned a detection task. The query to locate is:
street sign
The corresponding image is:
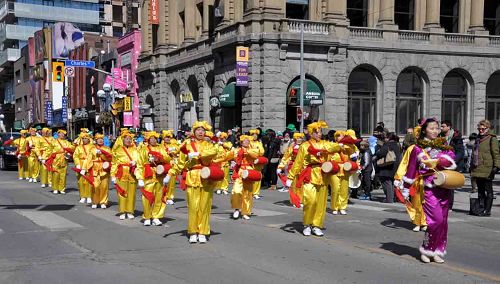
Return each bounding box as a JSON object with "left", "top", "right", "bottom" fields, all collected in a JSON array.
[
  {"left": 64, "top": 60, "right": 95, "bottom": 68},
  {"left": 64, "top": 66, "right": 75, "bottom": 77}
]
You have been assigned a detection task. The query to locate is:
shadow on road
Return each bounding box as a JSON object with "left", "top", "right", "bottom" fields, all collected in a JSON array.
[
  {"left": 280, "top": 222, "right": 303, "bottom": 234},
  {"left": 0, "top": 204, "right": 74, "bottom": 210},
  {"left": 380, "top": 218, "right": 414, "bottom": 230},
  {"left": 379, "top": 242, "right": 419, "bottom": 259},
  {"left": 273, "top": 200, "right": 294, "bottom": 207}
]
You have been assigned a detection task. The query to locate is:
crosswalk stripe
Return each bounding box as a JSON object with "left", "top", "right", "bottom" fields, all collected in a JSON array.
[{"left": 15, "top": 210, "right": 83, "bottom": 231}]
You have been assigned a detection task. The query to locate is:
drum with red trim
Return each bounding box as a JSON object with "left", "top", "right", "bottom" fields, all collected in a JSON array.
[
  {"left": 321, "top": 161, "right": 340, "bottom": 174},
  {"left": 241, "top": 169, "right": 262, "bottom": 182},
  {"left": 156, "top": 164, "right": 171, "bottom": 175},
  {"left": 254, "top": 157, "right": 269, "bottom": 165},
  {"left": 343, "top": 161, "right": 359, "bottom": 173},
  {"left": 200, "top": 165, "right": 225, "bottom": 181},
  {"left": 102, "top": 161, "right": 111, "bottom": 172}
]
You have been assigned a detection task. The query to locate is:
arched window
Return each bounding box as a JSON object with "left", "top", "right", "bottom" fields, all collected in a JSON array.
[
  {"left": 348, "top": 66, "right": 378, "bottom": 135},
  {"left": 347, "top": 0, "right": 368, "bottom": 27},
  {"left": 486, "top": 72, "right": 500, "bottom": 134},
  {"left": 440, "top": 0, "right": 459, "bottom": 33},
  {"left": 395, "top": 0, "right": 415, "bottom": 30},
  {"left": 484, "top": 0, "right": 500, "bottom": 35},
  {"left": 442, "top": 71, "right": 467, "bottom": 132},
  {"left": 396, "top": 69, "right": 424, "bottom": 134}
]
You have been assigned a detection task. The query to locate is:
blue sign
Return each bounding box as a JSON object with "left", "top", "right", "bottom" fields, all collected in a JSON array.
[
  {"left": 62, "top": 96, "right": 68, "bottom": 123},
  {"left": 64, "top": 60, "right": 95, "bottom": 68}
]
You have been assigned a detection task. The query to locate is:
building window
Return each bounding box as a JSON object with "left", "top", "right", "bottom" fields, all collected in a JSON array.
[
  {"left": 486, "top": 72, "right": 500, "bottom": 134},
  {"left": 396, "top": 69, "right": 424, "bottom": 134},
  {"left": 484, "top": 0, "right": 500, "bottom": 35},
  {"left": 286, "top": 0, "right": 309, "bottom": 20},
  {"left": 440, "top": 0, "right": 459, "bottom": 33},
  {"left": 348, "top": 67, "right": 377, "bottom": 135},
  {"left": 112, "top": 26, "right": 123, "bottom": 37},
  {"left": 347, "top": 0, "right": 368, "bottom": 27},
  {"left": 131, "top": 7, "right": 139, "bottom": 25},
  {"left": 152, "top": 24, "right": 159, "bottom": 50},
  {"left": 395, "top": 0, "right": 415, "bottom": 30},
  {"left": 442, "top": 71, "right": 467, "bottom": 133},
  {"left": 112, "top": 5, "right": 123, "bottom": 22}
]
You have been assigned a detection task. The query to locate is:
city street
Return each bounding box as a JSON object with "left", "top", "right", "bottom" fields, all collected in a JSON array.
[{"left": 0, "top": 169, "right": 499, "bottom": 284}]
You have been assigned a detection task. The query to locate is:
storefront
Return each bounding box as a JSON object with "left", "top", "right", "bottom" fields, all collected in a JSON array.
[
  {"left": 286, "top": 77, "right": 324, "bottom": 130},
  {"left": 218, "top": 81, "right": 242, "bottom": 131}
]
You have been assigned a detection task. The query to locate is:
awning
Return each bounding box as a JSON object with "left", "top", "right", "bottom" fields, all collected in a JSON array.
[
  {"left": 287, "top": 0, "right": 309, "bottom": 4},
  {"left": 287, "top": 78, "right": 323, "bottom": 106},
  {"left": 220, "top": 82, "right": 240, "bottom": 108}
]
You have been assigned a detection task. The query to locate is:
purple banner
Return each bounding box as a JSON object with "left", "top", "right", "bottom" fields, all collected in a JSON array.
[{"left": 236, "top": 61, "right": 248, "bottom": 87}]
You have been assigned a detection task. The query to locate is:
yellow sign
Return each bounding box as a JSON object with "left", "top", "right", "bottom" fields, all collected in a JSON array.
[
  {"left": 236, "top": 46, "right": 249, "bottom": 62},
  {"left": 124, "top": 97, "right": 132, "bottom": 111},
  {"left": 180, "top": 92, "right": 194, "bottom": 103}
]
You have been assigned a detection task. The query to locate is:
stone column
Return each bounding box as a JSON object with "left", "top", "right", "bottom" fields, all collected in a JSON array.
[
  {"left": 377, "top": 0, "right": 395, "bottom": 25},
  {"left": 157, "top": 0, "right": 167, "bottom": 48},
  {"left": 202, "top": 0, "right": 210, "bottom": 37},
  {"left": 167, "top": 0, "right": 178, "bottom": 49},
  {"left": 140, "top": 0, "right": 151, "bottom": 55},
  {"left": 184, "top": 0, "right": 196, "bottom": 44},
  {"left": 324, "top": 0, "right": 347, "bottom": 23},
  {"left": 469, "top": 0, "right": 485, "bottom": 31},
  {"left": 424, "top": 0, "right": 440, "bottom": 29}
]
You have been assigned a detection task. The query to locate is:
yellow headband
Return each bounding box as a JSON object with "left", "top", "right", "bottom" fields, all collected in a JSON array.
[
  {"left": 293, "top": 133, "right": 305, "bottom": 139},
  {"left": 80, "top": 128, "right": 89, "bottom": 133},
  {"left": 145, "top": 131, "right": 160, "bottom": 141},
  {"left": 94, "top": 133, "right": 104, "bottom": 140},
  {"left": 219, "top": 132, "right": 228, "bottom": 139},
  {"left": 20, "top": 130, "right": 29, "bottom": 134},
  {"left": 345, "top": 129, "right": 357, "bottom": 139},
  {"left": 192, "top": 121, "right": 212, "bottom": 132},
  {"left": 29, "top": 127, "right": 36, "bottom": 132},
  {"left": 57, "top": 129, "right": 67, "bottom": 135},
  {"left": 307, "top": 121, "right": 328, "bottom": 134},
  {"left": 162, "top": 129, "right": 174, "bottom": 138},
  {"left": 334, "top": 130, "right": 345, "bottom": 138},
  {"left": 42, "top": 127, "right": 50, "bottom": 134},
  {"left": 79, "top": 132, "right": 91, "bottom": 139},
  {"left": 205, "top": 131, "right": 214, "bottom": 138},
  {"left": 240, "top": 135, "right": 251, "bottom": 142},
  {"left": 249, "top": 129, "right": 260, "bottom": 135},
  {"left": 121, "top": 131, "right": 135, "bottom": 139}
]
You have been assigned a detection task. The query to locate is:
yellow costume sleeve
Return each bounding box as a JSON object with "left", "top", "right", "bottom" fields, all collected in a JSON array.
[
  {"left": 288, "top": 143, "right": 307, "bottom": 180},
  {"left": 394, "top": 145, "right": 415, "bottom": 180},
  {"left": 278, "top": 145, "right": 293, "bottom": 169}
]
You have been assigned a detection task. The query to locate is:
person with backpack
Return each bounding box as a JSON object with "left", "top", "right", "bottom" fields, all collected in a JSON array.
[
  {"left": 374, "top": 132, "right": 402, "bottom": 203},
  {"left": 359, "top": 141, "right": 373, "bottom": 200}
]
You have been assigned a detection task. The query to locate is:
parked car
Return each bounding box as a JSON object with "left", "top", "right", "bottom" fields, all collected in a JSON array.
[{"left": 0, "top": 132, "right": 21, "bottom": 170}]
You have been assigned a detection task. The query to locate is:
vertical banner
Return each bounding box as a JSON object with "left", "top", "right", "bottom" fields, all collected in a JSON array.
[
  {"left": 123, "top": 111, "right": 133, "bottom": 126},
  {"left": 62, "top": 96, "right": 68, "bottom": 123},
  {"left": 149, "top": 0, "right": 159, "bottom": 24},
  {"left": 45, "top": 101, "right": 53, "bottom": 125},
  {"left": 28, "top": 37, "right": 35, "bottom": 67},
  {"left": 123, "top": 96, "right": 132, "bottom": 111},
  {"left": 236, "top": 46, "right": 249, "bottom": 87}
]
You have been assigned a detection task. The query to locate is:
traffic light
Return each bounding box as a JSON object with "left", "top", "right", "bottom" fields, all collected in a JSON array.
[
  {"left": 52, "top": 61, "right": 65, "bottom": 82},
  {"left": 288, "top": 87, "right": 298, "bottom": 105}
]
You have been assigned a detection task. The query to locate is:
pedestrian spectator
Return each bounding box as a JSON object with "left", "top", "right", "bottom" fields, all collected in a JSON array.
[
  {"left": 374, "top": 132, "right": 402, "bottom": 203},
  {"left": 465, "top": 133, "right": 478, "bottom": 174},
  {"left": 402, "top": 127, "right": 416, "bottom": 151},
  {"left": 280, "top": 132, "right": 292, "bottom": 155},
  {"left": 372, "top": 126, "right": 386, "bottom": 190},
  {"left": 264, "top": 129, "right": 282, "bottom": 190},
  {"left": 359, "top": 140, "right": 373, "bottom": 200},
  {"left": 440, "top": 120, "right": 465, "bottom": 172},
  {"left": 470, "top": 120, "right": 500, "bottom": 216}
]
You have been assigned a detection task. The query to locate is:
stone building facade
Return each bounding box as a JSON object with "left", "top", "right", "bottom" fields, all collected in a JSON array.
[{"left": 137, "top": 0, "right": 500, "bottom": 135}]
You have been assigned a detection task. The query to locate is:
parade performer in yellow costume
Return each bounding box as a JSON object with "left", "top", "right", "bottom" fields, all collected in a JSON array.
[
  {"left": 249, "top": 129, "right": 265, "bottom": 199},
  {"left": 329, "top": 129, "right": 360, "bottom": 215},
  {"left": 112, "top": 128, "right": 131, "bottom": 151},
  {"left": 161, "top": 129, "right": 179, "bottom": 205},
  {"left": 11, "top": 130, "right": 29, "bottom": 180},
  {"left": 73, "top": 128, "right": 89, "bottom": 146},
  {"left": 49, "top": 130, "right": 74, "bottom": 194},
  {"left": 277, "top": 132, "right": 305, "bottom": 207},
  {"left": 111, "top": 131, "right": 139, "bottom": 220},
  {"left": 287, "top": 121, "right": 341, "bottom": 236},
  {"left": 231, "top": 135, "right": 260, "bottom": 220},
  {"left": 73, "top": 132, "right": 96, "bottom": 204},
  {"left": 394, "top": 126, "right": 427, "bottom": 232},
  {"left": 136, "top": 131, "right": 171, "bottom": 226},
  {"left": 91, "top": 133, "right": 113, "bottom": 209},
  {"left": 36, "top": 128, "right": 54, "bottom": 188},
  {"left": 164, "top": 121, "right": 219, "bottom": 244},
  {"left": 215, "top": 132, "right": 233, "bottom": 195},
  {"left": 26, "top": 127, "right": 40, "bottom": 183}
]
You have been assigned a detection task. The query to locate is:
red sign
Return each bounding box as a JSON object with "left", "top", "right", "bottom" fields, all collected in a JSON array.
[
  {"left": 296, "top": 108, "right": 302, "bottom": 122},
  {"left": 149, "top": 0, "right": 159, "bottom": 24}
]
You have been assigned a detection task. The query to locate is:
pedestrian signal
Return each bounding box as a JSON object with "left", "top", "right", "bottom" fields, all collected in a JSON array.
[
  {"left": 52, "top": 62, "right": 65, "bottom": 82},
  {"left": 288, "top": 87, "right": 298, "bottom": 105}
]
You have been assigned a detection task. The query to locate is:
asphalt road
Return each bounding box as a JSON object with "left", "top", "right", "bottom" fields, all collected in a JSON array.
[{"left": 0, "top": 169, "right": 499, "bottom": 284}]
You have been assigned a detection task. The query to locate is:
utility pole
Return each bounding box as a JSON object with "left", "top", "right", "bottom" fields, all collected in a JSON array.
[{"left": 299, "top": 23, "right": 305, "bottom": 132}]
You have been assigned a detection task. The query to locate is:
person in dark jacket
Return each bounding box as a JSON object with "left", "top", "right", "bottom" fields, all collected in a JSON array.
[
  {"left": 374, "top": 132, "right": 402, "bottom": 203},
  {"left": 264, "top": 129, "right": 282, "bottom": 190},
  {"left": 471, "top": 120, "right": 500, "bottom": 216},
  {"left": 359, "top": 140, "right": 373, "bottom": 200}
]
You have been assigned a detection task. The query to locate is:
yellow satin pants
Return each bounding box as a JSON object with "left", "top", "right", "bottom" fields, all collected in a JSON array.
[
  {"left": 330, "top": 175, "right": 349, "bottom": 210},
  {"left": 231, "top": 179, "right": 254, "bottom": 216},
  {"left": 217, "top": 164, "right": 230, "bottom": 191},
  {"left": 77, "top": 175, "right": 92, "bottom": 199},
  {"left": 165, "top": 175, "right": 176, "bottom": 201},
  {"left": 116, "top": 179, "right": 136, "bottom": 214},
  {"left": 252, "top": 180, "right": 262, "bottom": 196},
  {"left": 302, "top": 183, "right": 328, "bottom": 228},
  {"left": 92, "top": 175, "right": 109, "bottom": 205},
  {"left": 18, "top": 158, "right": 29, "bottom": 179},
  {"left": 142, "top": 179, "right": 166, "bottom": 220},
  {"left": 40, "top": 164, "right": 51, "bottom": 185},
  {"left": 407, "top": 192, "right": 427, "bottom": 226},
  {"left": 52, "top": 166, "right": 67, "bottom": 192},
  {"left": 28, "top": 156, "right": 39, "bottom": 179},
  {"left": 187, "top": 186, "right": 213, "bottom": 235}
]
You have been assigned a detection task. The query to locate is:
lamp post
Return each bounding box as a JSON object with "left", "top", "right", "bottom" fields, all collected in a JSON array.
[{"left": 97, "top": 83, "right": 118, "bottom": 136}]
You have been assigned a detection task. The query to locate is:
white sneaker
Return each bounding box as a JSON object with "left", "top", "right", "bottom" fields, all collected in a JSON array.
[
  {"left": 420, "top": 254, "right": 431, "bottom": 263},
  {"left": 127, "top": 213, "right": 135, "bottom": 219},
  {"left": 340, "top": 210, "right": 347, "bottom": 215},
  {"left": 332, "top": 210, "right": 338, "bottom": 215},
  {"left": 48, "top": 184, "right": 52, "bottom": 187},
  {"left": 166, "top": 200, "right": 174, "bottom": 205},
  {"left": 79, "top": 198, "right": 85, "bottom": 203},
  {"left": 242, "top": 215, "right": 250, "bottom": 220},
  {"left": 413, "top": 226, "right": 421, "bottom": 232},
  {"left": 433, "top": 255, "right": 445, "bottom": 263},
  {"left": 303, "top": 226, "right": 312, "bottom": 236},
  {"left": 189, "top": 234, "right": 198, "bottom": 243},
  {"left": 18, "top": 177, "right": 23, "bottom": 180},
  {"left": 60, "top": 190, "right": 66, "bottom": 195},
  {"left": 232, "top": 210, "right": 240, "bottom": 219},
  {"left": 198, "top": 235, "right": 207, "bottom": 243},
  {"left": 91, "top": 204, "right": 97, "bottom": 209},
  {"left": 253, "top": 195, "right": 261, "bottom": 200},
  {"left": 223, "top": 191, "right": 229, "bottom": 195},
  {"left": 28, "top": 178, "right": 33, "bottom": 183},
  {"left": 86, "top": 198, "right": 92, "bottom": 204},
  {"left": 152, "top": 219, "right": 162, "bottom": 226},
  {"left": 216, "top": 190, "right": 221, "bottom": 195},
  {"left": 300, "top": 204, "right": 304, "bottom": 208},
  {"left": 100, "top": 204, "right": 107, "bottom": 209},
  {"left": 41, "top": 184, "right": 46, "bottom": 188},
  {"left": 119, "top": 213, "right": 126, "bottom": 220},
  {"left": 52, "top": 190, "right": 58, "bottom": 194},
  {"left": 312, "top": 227, "right": 324, "bottom": 236},
  {"left": 144, "top": 219, "right": 151, "bottom": 226},
  {"left": 33, "top": 179, "right": 38, "bottom": 183},
  {"left": 421, "top": 226, "right": 427, "bottom": 232}
]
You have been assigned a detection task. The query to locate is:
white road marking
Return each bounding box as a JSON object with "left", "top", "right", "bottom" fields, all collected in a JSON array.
[
  {"left": 15, "top": 210, "right": 83, "bottom": 231},
  {"left": 84, "top": 208, "right": 137, "bottom": 227}
]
